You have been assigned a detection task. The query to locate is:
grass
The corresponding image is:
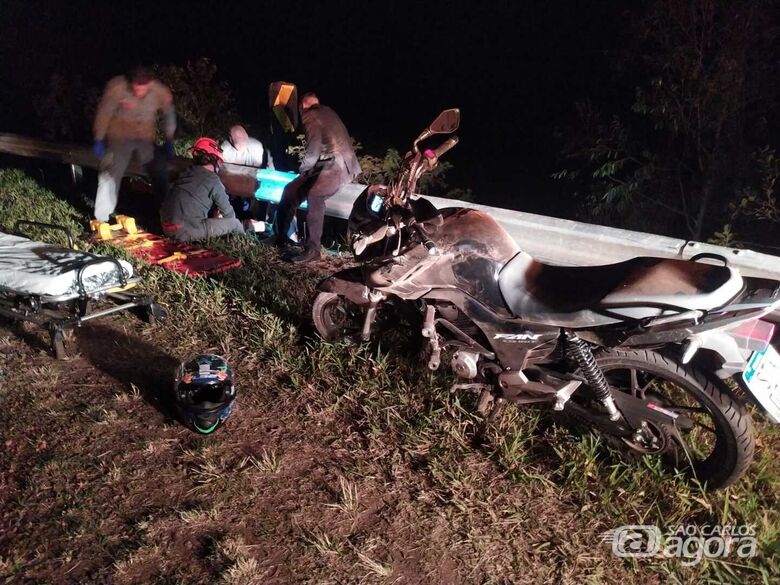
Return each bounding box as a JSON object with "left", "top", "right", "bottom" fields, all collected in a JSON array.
[
  {"left": 239, "top": 448, "right": 281, "bottom": 474},
  {"left": 325, "top": 476, "right": 360, "bottom": 514},
  {"left": 0, "top": 168, "right": 779, "bottom": 584},
  {"left": 0, "top": 168, "right": 84, "bottom": 245}
]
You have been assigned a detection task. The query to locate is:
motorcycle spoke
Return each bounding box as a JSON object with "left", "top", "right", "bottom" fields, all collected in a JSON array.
[
  {"left": 669, "top": 424, "right": 699, "bottom": 468},
  {"left": 626, "top": 369, "right": 658, "bottom": 399},
  {"left": 629, "top": 368, "right": 640, "bottom": 397},
  {"left": 606, "top": 365, "right": 720, "bottom": 464}
]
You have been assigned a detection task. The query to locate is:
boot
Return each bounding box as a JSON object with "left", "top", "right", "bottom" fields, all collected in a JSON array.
[{"left": 287, "top": 247, "right": 322, "bottom": 263}]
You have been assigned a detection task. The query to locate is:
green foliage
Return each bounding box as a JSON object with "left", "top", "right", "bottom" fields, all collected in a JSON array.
[
  {"left": 171, "top": 136, "right": 197, "bottom": 159},
  {"left": 358, "top": 147, "right": 472, "bottom": 200},
  {"left": 34, "top": 74, "right": 100, "bottom": 142},
  {"left": 153, "top": 58, "right": 238, "bottom": 151},
  {"left": 710, "top": 148, "right": 779, "bottom": 250},
  {"left": 0, "top": 169, "right": 83, "bottom": 245},
  {"left": 357, "top": 148, "right": 402, "bottom": 186},
  {"left": 555, "top": 0, "right": 778, "bottom": 246},
  {"left": 708, "top": 223, "right": 737, "bottom": 246},
  {"left": 285, "top": 133, "right": 307, "bottom": 164},
  {"left": 731, "top": 147, "right": 780, "bottom": 224}
]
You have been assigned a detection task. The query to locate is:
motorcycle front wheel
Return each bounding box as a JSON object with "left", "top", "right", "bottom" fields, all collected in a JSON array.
[
  {"left": 312, "top": 292, "right": 367, "bottom": 342},
  {"left": 587, "top": 349, "right": 755, "bottom": 489}
]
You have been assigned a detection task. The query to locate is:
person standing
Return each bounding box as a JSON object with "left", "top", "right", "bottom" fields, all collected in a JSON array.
[
  {"left": 160, "top": 138, "right": 244, "bottom": 242},
  {"left": 274, "top": 93, "right": 360, "bottom": 263},
  {"left": 92, "top": 66, "right": 176, "bottom": 222}
]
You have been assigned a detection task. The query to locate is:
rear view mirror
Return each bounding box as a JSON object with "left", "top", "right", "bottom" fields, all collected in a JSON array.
[
  {"left": 413, "top": 108, "right": 461, "bottom": 150},
  {"left": 428, "top": 108, "right": 460, "bottom": 134}
]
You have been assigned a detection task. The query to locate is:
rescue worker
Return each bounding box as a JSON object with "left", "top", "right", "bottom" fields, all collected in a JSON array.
[
  {"left": 274, "top": 93, "right": 361, "bottom": 263},
  {"left": 160, "top": 138, "right": 244, "bottom": 242},
  {"left": 220, "top": 125, "right": 268, "bottom": 168},
  {"left": 92, "top": 66, "right": 176, "bottom": 222}
]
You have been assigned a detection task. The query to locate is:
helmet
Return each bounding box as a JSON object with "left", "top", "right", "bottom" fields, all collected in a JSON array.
[
  {"left": 174, "top": 354, "right": 236, "bottom": 434},
  {"left": 191, "top": 137, "right": 224, "bottom": 169}
]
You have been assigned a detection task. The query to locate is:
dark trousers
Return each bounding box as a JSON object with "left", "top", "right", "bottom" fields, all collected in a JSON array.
[{"left": 275, "top": 168, "right": 349, "bottom": 250}]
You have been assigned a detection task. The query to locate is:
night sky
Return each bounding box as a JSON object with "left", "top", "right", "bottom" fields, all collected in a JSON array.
[{"left": 0, "top": 0, "right": 627, "bottom": 216}]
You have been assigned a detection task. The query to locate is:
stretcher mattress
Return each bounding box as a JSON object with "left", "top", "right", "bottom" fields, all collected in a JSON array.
[{"left": 0, "top": 233, "right": 133, "bottom": 298}]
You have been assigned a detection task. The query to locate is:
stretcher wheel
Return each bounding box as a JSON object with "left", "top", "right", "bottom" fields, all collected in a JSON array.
[
  {"left": 50, "top": 328, "right": 66, "bottom": 360},
  {"left": 144, "top": 302, "right": 168, "bottom": 325}
]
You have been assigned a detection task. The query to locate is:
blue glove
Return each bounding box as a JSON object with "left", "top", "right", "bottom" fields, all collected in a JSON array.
[
  {"left": 163, "top": 141, "right": 175, "bottom": 160},
  {"left": 93, "top": 140, "right": 106, "bottom": 159}
]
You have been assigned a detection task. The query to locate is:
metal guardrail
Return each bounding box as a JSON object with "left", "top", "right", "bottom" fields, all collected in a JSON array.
[
  {"left": 3, "top": 132, "right": 780, "bottom": 292},
  {"left": 327, "top": 185, "right": 780, "bottom": 281}
]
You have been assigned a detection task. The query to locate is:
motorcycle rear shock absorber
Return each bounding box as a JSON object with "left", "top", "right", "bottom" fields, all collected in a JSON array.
[{"left": 564, "top": 332, "right": 621, "bottom": 421}]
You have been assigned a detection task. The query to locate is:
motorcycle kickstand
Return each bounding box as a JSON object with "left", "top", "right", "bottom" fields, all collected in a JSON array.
[
  {"left": 474, "top": 390, "right": 506, "bottom": 442},
  {"left": 476, "top": 388, "right": 494, "bottom": 415}
]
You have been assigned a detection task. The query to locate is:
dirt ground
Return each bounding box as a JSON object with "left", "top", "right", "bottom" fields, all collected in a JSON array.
[{"left": 0, "top": 307, "right": 652, "bottom": 585}]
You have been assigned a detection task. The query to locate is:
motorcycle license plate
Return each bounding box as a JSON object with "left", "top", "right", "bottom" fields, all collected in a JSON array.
[{"left": 744, "top": 345, "right": 780, "bottom": 424}]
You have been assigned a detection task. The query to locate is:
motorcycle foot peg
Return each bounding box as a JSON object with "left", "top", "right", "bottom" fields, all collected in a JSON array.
[{"left": 553, "top": 380, "right": 581, "bottom": 411}]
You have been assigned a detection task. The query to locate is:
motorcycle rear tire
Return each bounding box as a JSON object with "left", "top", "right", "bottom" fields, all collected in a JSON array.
[{"left": 594, "top": 349, "right": 755, "bottom": 489}]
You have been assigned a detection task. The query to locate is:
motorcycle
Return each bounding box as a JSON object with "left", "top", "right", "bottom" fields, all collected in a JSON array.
[{"left": 313, "top": 108, "right": 780, "bottom": 489}]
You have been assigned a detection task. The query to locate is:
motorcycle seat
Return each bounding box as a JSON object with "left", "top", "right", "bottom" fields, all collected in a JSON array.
[{"left": 498, "top": 252, "right": 744, "bottom": 327}]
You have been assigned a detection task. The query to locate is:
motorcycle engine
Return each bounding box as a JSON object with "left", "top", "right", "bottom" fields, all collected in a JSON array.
[{"left": 451, "top": 350, "right": 480, "bottom": 379}]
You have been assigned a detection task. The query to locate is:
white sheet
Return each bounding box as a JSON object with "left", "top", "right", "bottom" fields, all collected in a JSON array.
[{"left": 0, "top": 233, "right": 133, "bottom": 298}]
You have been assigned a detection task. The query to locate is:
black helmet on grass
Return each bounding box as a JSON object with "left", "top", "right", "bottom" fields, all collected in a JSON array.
[{"left": 174, "top": 354, "right": 236, "bottom": 434}]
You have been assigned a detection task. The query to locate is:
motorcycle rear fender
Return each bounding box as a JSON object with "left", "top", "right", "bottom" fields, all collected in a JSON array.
[
  {"left": 317, "top": 269, "right": 372, "bottom": 306},
  {"left": 685, "top": 330, "right": 751, "bottom": 378}
]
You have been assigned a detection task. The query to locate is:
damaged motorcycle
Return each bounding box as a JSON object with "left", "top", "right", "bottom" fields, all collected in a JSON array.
[{"left": 313, "top": 108, "right": 780, "bottom": 489}]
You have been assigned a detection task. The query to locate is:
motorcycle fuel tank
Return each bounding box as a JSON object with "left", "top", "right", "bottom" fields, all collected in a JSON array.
[{"left": 356, "top": 198, "right": 521, "bottom": 314}]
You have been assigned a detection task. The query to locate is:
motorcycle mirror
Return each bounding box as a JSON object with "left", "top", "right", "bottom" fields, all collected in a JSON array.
[
  {"left": 428, "top": 108, "right": 460, "bottom": 134},
  {"left": 413, "top": 108, "right": 461, "bottom": 150}
]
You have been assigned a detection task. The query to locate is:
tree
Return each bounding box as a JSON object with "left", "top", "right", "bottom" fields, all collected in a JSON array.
[
  {"left": 712, "top": 147, "right": 780, "bottom": 251},
  {"left": 357, "top": 147, "right": 473, "bottom": 201},
  {"left": 153, "top": 58, "right": 238, "bottom": 155},
  {"left": 555, "top": 0, "right": 778, "bottom": 247},
  {"left": 34, "top": 74, "right": 100, "bottom": 142}
]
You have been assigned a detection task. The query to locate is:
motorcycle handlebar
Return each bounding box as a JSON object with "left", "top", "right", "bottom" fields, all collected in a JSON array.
[
  {"left": 433, "top": 136, "right": 459, "bottom": 159},
  {"left": 412, "top": 221, "right": 439, "bottom": 256}
]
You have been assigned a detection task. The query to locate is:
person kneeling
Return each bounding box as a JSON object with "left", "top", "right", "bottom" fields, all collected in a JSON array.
[{"left": 160, "top": 138, "right": 244, "bottom": 242}]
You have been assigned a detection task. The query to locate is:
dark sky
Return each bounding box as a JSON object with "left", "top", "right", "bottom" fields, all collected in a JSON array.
[{"left": 0, "top": 0, "right": 627, "bottom": 216}]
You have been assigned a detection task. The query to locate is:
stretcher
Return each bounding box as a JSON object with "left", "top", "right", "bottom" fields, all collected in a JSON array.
[
  {"left": 90, "top": 216, "right": 242, "bottom": 276},
  {"left": 0, "top": 220, "right": 166, "bottom": 359}
]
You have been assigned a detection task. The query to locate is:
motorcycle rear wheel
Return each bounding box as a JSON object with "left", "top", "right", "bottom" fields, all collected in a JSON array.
[{"left": 590, "top": 349, "right": 755, "bottom": 489}]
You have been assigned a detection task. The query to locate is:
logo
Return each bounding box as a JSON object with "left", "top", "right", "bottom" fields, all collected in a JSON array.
[
  {"left": 602, "top": 524, "right": 757, "bottom": 567},
  {"left": 602, "top": 525, "right": 661, "bottom": 558},
  {"left": 494, "top": 332, "right": 541, "bottom": 342}
]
